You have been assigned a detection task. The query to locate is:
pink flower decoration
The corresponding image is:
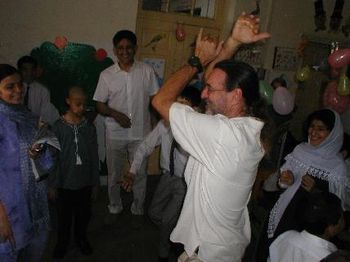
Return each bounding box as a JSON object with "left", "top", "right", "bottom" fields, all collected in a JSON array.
[
  {"left": 95, "top": 48, "right": 107, "bottom": 61},
  {"left": 54, "top": 36, "right": 68, "bottom": 50}
]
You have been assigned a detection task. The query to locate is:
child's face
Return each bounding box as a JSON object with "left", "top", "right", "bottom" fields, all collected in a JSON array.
[
  {"left": 0, "top": 73, "right": 23, "bottom": 104},
  {"left": 19, "top": 63, "right": 36, "bottom": 84},
  {"left": 66, "top": 92, "right": 86, "bottom": 117}
]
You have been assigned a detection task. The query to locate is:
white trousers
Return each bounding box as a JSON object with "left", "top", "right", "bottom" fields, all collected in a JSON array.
[{"left": 106, "top": 138, "right": 148, "bottom": 215}]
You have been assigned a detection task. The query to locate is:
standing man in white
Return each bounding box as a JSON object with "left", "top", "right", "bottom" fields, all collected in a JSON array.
[{"left": 93, "top": 30, "right": 159, "bottom": 223}]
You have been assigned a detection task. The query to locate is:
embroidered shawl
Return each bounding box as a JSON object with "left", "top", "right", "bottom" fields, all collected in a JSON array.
[{"left": 267, "top": 110, "right": 350, "bottom": 238}]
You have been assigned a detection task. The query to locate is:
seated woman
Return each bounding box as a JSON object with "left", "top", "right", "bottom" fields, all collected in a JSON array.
[
  {"left": 257, "top": 108, "right": 350, "bottom": 261},
  {"left": 0, "top": 64, "right": 57, "bottom": 261}
]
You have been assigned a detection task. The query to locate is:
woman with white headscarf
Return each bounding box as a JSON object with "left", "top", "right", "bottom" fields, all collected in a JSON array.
[{"left": 257, "top": 108, "right": 350, "bottom": 261}]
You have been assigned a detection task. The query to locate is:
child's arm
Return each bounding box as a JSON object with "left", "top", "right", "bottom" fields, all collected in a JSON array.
[
  {"left": 129, "top": 121, "right": 164, "bottom": 175},
  {"left": 122, "top": 121, "right": 165, "bottom": 192}
]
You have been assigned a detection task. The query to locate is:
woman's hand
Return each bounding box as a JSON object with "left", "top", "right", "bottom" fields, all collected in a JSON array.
[
  {"left": 278, "top": 170, "right": 294, "bottom": 188},
  {"left": 0, "top": 202, "right": 16, "bottom": 249},
  {"left": 301, "top": 175, "right": 316, "bottom": 192},
  {"left": 28, "top": 143, "right": 45, "bottom": 159}
]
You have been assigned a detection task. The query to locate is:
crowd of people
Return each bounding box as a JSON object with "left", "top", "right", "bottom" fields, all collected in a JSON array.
[{"left": 0, "top": 11, "right": 349, "bottom": 262}]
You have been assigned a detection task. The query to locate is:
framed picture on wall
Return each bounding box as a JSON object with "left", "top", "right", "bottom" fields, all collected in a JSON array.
[{"left": 272, "top": 46, "right": 299, "bottom": 71}]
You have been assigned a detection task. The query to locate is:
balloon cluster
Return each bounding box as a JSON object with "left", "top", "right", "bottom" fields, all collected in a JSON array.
[
  {"left": 259, "top": 80, "right": 294, "bottom": 115},
  {"left": 323, "top": 48, "right": 350, "bottom": 114}
]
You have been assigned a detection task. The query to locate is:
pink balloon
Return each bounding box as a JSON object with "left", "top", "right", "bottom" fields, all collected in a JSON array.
[
  {"left": 323, "top": 81, "right": 350, "bottom": 114},
  {"left": 272, "top": 87, "right": 295, "bottom": 115},
  {"left": 328, "top": 48, "right": 350, "bottom": 69}
]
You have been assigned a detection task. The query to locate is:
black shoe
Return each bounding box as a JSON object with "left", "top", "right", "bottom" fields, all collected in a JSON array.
[
  {"left": 52, "top": 245, "right": 67, "bottom": 259},
  {"left": 77, "top": 239, "right": 93, "bottom": 255}
]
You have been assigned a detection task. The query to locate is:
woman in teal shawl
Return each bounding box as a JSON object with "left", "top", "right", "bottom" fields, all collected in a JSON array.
[{"left": 0, "top": 64, "right": 56, "bottom": 261}]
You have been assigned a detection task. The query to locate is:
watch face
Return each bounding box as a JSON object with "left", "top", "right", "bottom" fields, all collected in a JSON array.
[{"left": 188, "top": 56, "right": 203, "bottom": 73}]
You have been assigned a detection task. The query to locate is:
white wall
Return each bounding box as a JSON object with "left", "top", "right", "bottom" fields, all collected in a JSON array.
[{"left": 0, "top": 0, "right": 138, "bottom": 65}]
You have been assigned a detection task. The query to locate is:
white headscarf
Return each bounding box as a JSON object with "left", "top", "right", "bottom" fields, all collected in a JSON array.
[{"left": 267, "top": 109, "right": 350, "bottom": 238}]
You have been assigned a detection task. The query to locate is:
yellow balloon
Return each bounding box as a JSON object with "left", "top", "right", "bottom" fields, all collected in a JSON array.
[
  {"left": 296, "top": 65, "right": 311, "bottom": 82},
  {"left": 337, "top": 73, "right": 350, "bottom": 96}
]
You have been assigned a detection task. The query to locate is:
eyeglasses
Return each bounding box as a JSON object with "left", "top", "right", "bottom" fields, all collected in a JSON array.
[{"left": 204, "top": 84, "right": 226, "bottom": 94}]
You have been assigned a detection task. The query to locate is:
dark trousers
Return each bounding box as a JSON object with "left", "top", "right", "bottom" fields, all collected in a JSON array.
[{"left": 56, "top": 186, "right": 92, "bottom": 248}]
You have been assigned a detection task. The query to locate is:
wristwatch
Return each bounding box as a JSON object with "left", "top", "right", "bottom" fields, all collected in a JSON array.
[{"left": 187, "top": 55, "right": 203, "bottom": 73}]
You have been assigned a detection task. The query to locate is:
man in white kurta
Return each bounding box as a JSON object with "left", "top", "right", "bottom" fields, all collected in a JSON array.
[
  {"left": 93, "top": 30, "right": 159, "bottom": 217},
  {"left": 169, "top": 104, "right": 264, "bottom": 261},
  {"left": 151, "top": 13, "right": 270, "bottom": 262}
]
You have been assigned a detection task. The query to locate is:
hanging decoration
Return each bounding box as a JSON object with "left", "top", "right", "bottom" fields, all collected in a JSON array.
[
  {"left": 272, "top": 86, "right": 295, "bottom": 115},
  {"left": 95, "top": 48, "right": 108, "bottom": 62},
  {"left": 313, "top": 0, "right": 326, "bottom": 32},
  {"left": 322, "top": 80, "right": 350, "bottom": 114},
  {"left": 259, "top": 80, "right": 273, "bottom": 104},
  {"left": 176, "top": 22, "right": 186, "bottom": 41},
  {"left": 329, "top": 0, "right": 344, "bottom": 33},
  {"left": 313, "top": 0, "right": 345, "bottom": 33},
  {"left": 295, "top": 65, "right": 311, "bottom": 82},
  {"left": 337, "top": 70, "right": 350, "bottom": 96},
  {"left": 54, "top": 36, "right": 68, "bottom": 50},
  {"left": 328, "top": 48, "right": 350, "bottom": 69}
]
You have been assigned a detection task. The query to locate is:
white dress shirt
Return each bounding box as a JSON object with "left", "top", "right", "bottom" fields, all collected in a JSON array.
[
  {"left": 169, "top": 103, "right": 264, "bottom": 262},
  {"left": 24, "top": 81, "right": 59, "bottom": 125},
  {"left": 269, "top": 230, "right": 337, "bottom": 262},
  {"left": 93, "top": 62, "right": 159, "bottom": 140},
  {"left": 130, "top": 120, "right": 188, "bottom": 178}
]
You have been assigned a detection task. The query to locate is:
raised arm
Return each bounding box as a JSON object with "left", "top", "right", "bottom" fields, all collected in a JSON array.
[
  {"left": 204, "top": 12, "right": 271, "bottom": 80},
  {"left": 152, "top": 29, "right": 221, "bottom": 121}
]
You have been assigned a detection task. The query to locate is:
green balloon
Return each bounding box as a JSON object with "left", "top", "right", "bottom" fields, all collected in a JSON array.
[{"left": 259, "top": 80, "right": 273, "bottom": 104}]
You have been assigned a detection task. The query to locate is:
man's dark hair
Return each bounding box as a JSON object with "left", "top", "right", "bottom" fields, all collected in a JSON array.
[
  {"left": 17, "top": 55, "right": 38, "bottom": 69},
  {"left": 214, "top": 60, "right": 272, "bottom": 154},
  {"left": 113, "top": 30, "right": 137, "bottom": 47},
  {"left": 214, "top": 60, "right": 260, "bottom": 108},
  {"left": 0, "top": 64, "right": 18, "bottom": 82},
  {"left": 296, "top": 191, "right": 343, "bottom": 236},
  {"left": 180, "top": 85, "right": 201, "bottom": 107}
]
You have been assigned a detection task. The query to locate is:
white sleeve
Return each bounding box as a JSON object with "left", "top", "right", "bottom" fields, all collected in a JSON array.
[
  {"left": 38, "top": 87, "right": 59, "bottom": 125},
  {"left": 148, "top": 67, "right": 159, "bottom": 96},
  {"left": 169, "top": 103, "right": 224, "bottom": 172},
  {"left": 129, "top": 122, "right": 163, "bottom": 174},
  {"left": 93, "top": 74, "right": 109, "bottom": 103}
]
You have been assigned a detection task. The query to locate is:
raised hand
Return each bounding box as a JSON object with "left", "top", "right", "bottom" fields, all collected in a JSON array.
[
  {"left": 231, "top": 12, "right": 271, "bottom": 44},
  {"left": 195, "top": 28, "right": 223, "bottom": 67}
]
